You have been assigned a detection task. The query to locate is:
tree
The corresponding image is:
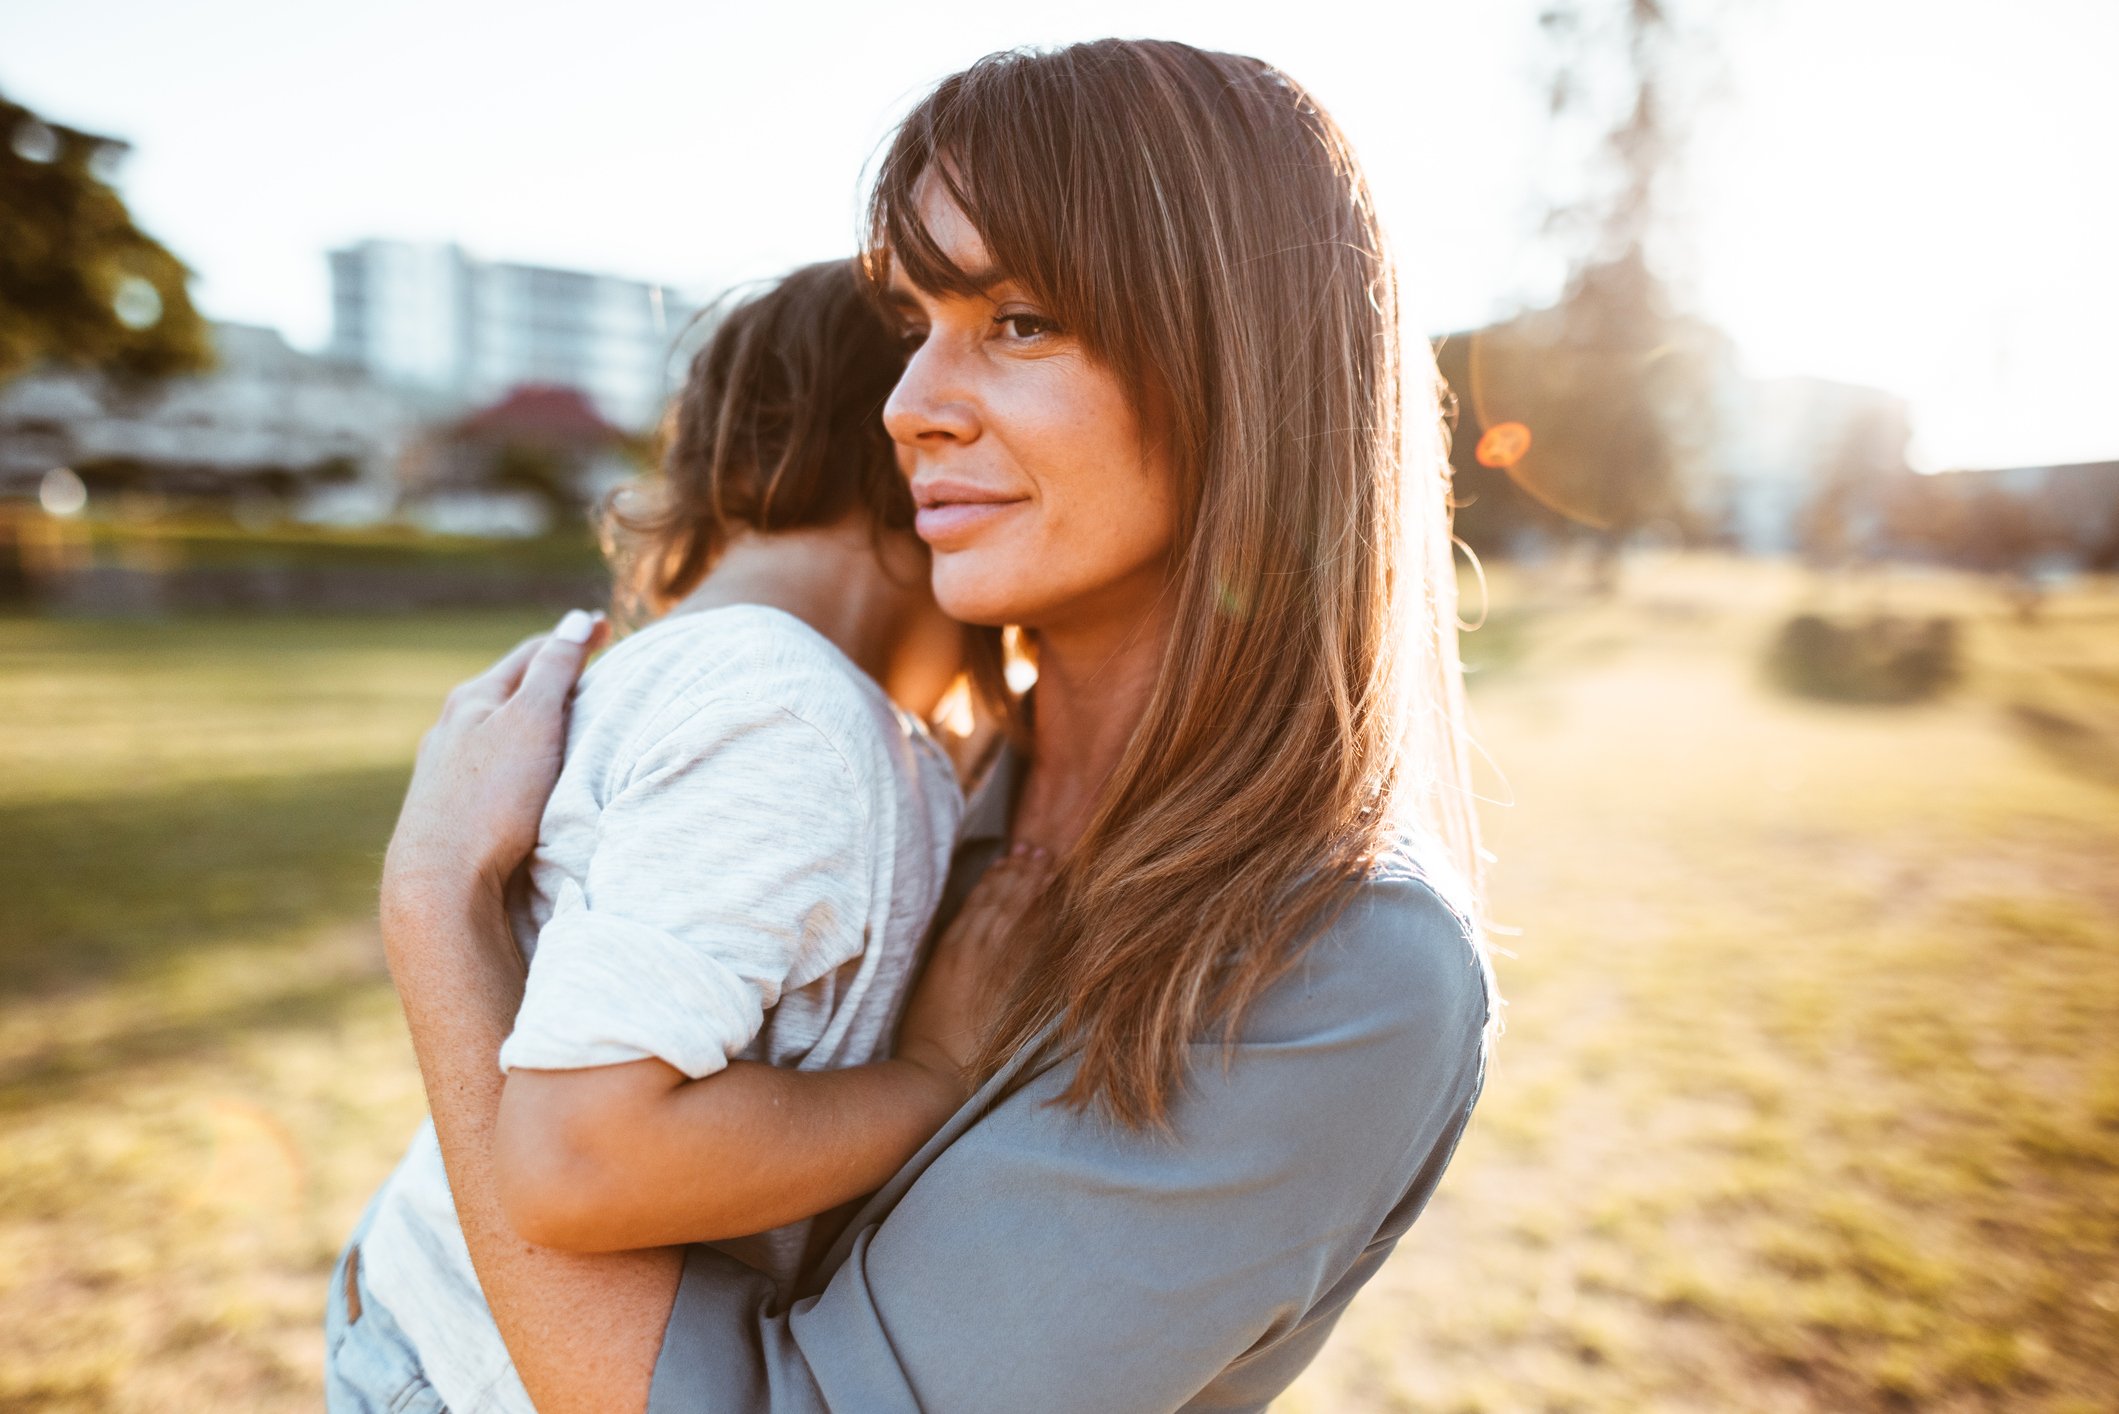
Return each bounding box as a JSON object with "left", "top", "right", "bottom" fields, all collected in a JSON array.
[
  {"left": 491, "top": 442, "right": 584, "bottom": 523},
  {"left": 1537, "top": 0, "right": 1721, "bottom": 277},
  {"left": 1459, "top": 0, "right": 1729, "bottom": 580},
  {"left": 1451, "top": 253, "right": 1726, "bottom": 560},
  {"left": 0, "top": 92, "right": 212, "bottom": 384}
]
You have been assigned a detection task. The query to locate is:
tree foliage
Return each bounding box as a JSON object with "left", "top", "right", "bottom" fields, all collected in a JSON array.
[
  {"left": 0, "top": 92, "right": 213, "bottom": 384},
  {"left": 1442, "top": 0, "right": 1730, "bottom": 569}
]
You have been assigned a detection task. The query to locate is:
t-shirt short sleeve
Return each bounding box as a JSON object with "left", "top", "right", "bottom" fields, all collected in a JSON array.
[{"left": 498, "top": 696, "right": 874, "bottom": 1079}]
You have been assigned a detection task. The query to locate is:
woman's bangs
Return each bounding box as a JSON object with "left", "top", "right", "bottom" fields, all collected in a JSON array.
[
  {"left": 867, "top": 68, "right": 1092, "bottom": 344},
  {"left": 872, "top": 154, "right": 986, "bottom": 301}
]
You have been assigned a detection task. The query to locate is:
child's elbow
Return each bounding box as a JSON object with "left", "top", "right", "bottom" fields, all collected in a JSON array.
[
  {"left": 493, "top": 1084, "right": 627, "bottom": 1249},
  {"left": 496, "top": 1162, "right": 605, "bottom": 1250}
]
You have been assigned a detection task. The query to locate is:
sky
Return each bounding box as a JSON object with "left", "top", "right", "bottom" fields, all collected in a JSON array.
[{"left": 2, "top": 0, "right": 2113, "bottom": 472}]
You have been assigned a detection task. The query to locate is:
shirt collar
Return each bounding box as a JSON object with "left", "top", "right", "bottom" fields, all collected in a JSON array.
[{"left": 959, "top": 739, "right": 1020, "bottom": 848}]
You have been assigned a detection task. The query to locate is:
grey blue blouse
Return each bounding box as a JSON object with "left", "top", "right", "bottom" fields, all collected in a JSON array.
[{"left": 649, "top": 749, "right": 1491, "bottom": 1413}]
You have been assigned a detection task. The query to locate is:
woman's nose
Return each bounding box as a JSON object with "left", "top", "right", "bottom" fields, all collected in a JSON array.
[{"left": 885, "top": 341, "right": 980, "bottom": 449}]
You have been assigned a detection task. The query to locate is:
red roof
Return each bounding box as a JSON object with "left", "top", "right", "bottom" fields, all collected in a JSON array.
[{"left": 452, "top": 384, "right": 625, "bottom": 445}]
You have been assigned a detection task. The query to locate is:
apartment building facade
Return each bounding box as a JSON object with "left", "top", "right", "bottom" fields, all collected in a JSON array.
[{"left": 327, "top": 241, "right": 691, "bottom": 431}]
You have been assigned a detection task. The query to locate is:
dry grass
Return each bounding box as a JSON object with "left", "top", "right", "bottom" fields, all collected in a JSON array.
[
  {"left": 1, "top": 567, "right": 2113, "bottom": 1412},
  {"left": 1279, "top": 557, "right": 2119, "bottom": 1414},
  {"left": 0, "top": 611, "right": 550, "bottom": 1412}
]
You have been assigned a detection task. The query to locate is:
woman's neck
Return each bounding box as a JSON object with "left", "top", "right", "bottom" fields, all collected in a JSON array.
[{"left": 1010, "top": 588, "right": 1177, "bottom": 856}]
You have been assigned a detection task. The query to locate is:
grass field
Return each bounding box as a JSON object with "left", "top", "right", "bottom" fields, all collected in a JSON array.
[
  {"left": 0, "top": 610, "right": 553, "bottom": 1411},
  {"left": 1282, "top": 558, "right": 2119, "bottom": 1414},
  {"left": 1, "top": 562, "right": 2113, "bottom": 1412}
]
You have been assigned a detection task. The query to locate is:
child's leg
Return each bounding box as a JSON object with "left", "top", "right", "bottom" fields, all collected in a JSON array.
[{"left": 325, "top": 1194, "right": 450, "bottom": 1414}]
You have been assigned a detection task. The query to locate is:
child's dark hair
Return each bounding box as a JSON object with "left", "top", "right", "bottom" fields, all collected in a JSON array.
[{"left": 606, "top": 258, "right": 910, "bottom": 620}]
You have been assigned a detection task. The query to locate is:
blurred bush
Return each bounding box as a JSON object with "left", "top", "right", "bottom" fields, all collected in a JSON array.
[
  {"left": 1, "top": 509, "right": 608, "bottom": 614},
  {"left": 1769, "top": 613, "right": 1958, "bottom": 703}
]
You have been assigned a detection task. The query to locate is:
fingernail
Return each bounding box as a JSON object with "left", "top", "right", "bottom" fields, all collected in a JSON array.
[
  {"left": 1011, "top": 841, "right": 1029, "bottom": 856},
  {"left": 554, "top": 609, "right": 595, "bottom": 644}
]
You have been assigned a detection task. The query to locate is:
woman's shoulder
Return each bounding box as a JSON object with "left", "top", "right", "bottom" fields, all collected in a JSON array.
[{"left": 1241, "top": 835, "right": 1492, "bottom": 1055}]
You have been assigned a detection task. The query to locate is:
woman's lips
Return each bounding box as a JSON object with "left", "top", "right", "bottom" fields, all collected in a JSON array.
[
  {"left": 912, "top": 482, "right": 1027, "bottom": 544},
  {"left": 915, "top": 501, "right": 1020, "bottom": 541}
]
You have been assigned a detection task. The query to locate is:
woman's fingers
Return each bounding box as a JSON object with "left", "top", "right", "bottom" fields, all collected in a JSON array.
[
  {"left": 481, "top": 633, "right": 552, "bottom": 692},
  {"left": 448, "top": 611, "right": 606, "bottom": 722},
  {"left": 513, "top": 611, "right": 609, "bottom": 716},
  {"left": 389, "top": 609, "right": 610, "bottom": 901},
  {"left": 443, "top": 635, "right": 548, "bottom": 724}
]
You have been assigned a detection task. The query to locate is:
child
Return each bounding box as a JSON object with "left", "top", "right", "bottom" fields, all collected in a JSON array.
[{"left": 336, "top": 260, "right": 968, "bottom": 1414}]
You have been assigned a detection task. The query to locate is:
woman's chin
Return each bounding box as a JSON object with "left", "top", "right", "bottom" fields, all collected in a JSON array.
[
  {"left": 933, "top": 573, "right": 1038, "bottom": 631},
  {"left": 934, "top": 598, "right": 1021, "bottom": 630}
]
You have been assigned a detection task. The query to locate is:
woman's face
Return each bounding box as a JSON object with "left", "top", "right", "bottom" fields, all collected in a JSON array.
[{"left": 882, "top": 182, "right": 1177, "bottom": 634}]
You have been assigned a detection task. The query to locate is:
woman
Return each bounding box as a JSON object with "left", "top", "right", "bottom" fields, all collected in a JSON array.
[{"left": 378, "top": 38, "right": 1495, "bottom": 1414}]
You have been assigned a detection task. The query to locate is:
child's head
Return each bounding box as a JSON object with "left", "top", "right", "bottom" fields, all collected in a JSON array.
[{"left": 610, "top": 259, "right": 911, "bottom": 618}]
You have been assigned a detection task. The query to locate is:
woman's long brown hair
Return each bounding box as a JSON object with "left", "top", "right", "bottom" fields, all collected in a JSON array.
[{"left": 871, "top": 40, "right": 1491, "bottom": 1128}]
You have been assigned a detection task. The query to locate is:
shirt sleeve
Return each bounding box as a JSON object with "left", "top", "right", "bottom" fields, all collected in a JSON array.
[
  {"left": 499, "top": 698, "right": 874, "bottom": 1078},
  {"left": 645, "top": 872, "right": 1492, "bottom": 1414}
]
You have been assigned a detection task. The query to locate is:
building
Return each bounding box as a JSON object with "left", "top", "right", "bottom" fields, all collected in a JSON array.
[
  {"left": 1871, "top": 459, "right": 2119, "bottom": 574},
  {"left": 0, "top": 321, "right": 413, "bottom": 520},
  {"left": 1706, "top": 376, "right": 1913, "bottom": 558},
  {"left": 400, "top": 384, "right": 638, "bottom": 539},
  {"left": 327, "top": 241, "right": 693, "bottom": 430}
]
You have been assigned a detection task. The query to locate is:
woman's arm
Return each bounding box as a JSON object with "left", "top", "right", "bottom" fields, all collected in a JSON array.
[
  {"left": 383, "top": 867, "right": 681, "bottom": 1414},
  {"left": 381, "top": 617, "right": 681, "bottom": 1414}
]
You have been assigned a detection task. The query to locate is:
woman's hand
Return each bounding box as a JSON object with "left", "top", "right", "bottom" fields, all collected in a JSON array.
[
  {"left": 382, "top": 610, "right": 610, "bottom": 919},
  {"left": 897, "top": 845, "right": 1054, "bottom": 1079}
]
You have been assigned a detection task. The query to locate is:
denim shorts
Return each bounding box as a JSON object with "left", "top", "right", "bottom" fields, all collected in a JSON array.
[{"left": 325, "top": 1191, "right": 449, "bottom": 1414}]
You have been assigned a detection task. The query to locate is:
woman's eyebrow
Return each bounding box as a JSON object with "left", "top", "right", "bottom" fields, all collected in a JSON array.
[{"left": 895, "top": 260, "right": 1013, "bottom": 304}]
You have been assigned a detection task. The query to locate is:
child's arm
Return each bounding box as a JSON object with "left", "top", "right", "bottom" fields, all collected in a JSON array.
[
  {"left": 492, "top": 850, "right": 1050, "bottom": 1253},
  {"left": 494, "top": 1055, "right": 956, "bottom": 1251}
]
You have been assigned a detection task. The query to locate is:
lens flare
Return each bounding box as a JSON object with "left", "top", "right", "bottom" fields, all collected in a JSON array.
[
  {"left": 112, "top": 276, "right": 164, "bottom": 331},
  {"left": 40, "top": 466, "right": 88, "bottom": 517},
  {"left": 1474, "top": 422, "right": 1533, "bottom": 469}
]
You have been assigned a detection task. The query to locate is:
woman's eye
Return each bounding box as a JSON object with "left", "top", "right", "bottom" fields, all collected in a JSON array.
[
  {"left": 898, "top": 325, "right": 930, "bottom": 351},
  {"left": 994, "top": 313, "right": 1060, "bottom": 340}
]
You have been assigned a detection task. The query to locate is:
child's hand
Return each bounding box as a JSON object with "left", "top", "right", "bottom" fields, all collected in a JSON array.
[{"left": 897, "top": 845, "right": 1054, "bottom": 1081}]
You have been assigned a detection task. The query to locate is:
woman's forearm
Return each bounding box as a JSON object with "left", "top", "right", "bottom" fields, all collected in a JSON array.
[
  {"left": 381, "top": 873, "right": 676, "bottom": 1414},
  {"left": 497, "top": 1056, "right": 964, "bottom": 1251}
]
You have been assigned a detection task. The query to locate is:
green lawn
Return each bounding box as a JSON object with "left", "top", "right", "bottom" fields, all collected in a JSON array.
[
  {"left": 0, "top": 570, "right": 2114, "bottom": 1413},
  {"left": 0, "top": 613, "right": 562, "bottom": 982}
]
